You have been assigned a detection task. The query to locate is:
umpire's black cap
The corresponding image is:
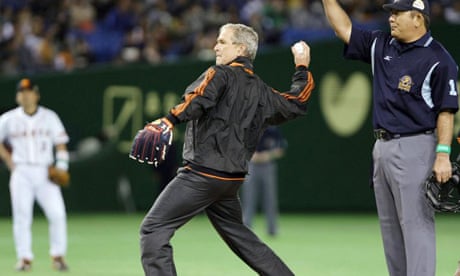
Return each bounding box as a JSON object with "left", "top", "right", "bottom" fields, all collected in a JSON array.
[
  {"left": 383, "top": 0, "right": 430, "bottom": 16},
  {"left": 16, "top": 78, "right": 39, "bottom": 92}
]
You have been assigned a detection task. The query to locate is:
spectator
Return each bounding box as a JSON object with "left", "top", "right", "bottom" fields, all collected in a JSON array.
[
  {"left": 69, "top": 0, "right": 97, "bottom": 32},
  {"left": 445, "top": 0, "right": 460, "bottom": 23},
  {"left": 21, "top": 15, "right": 55, "bottom": 73},
  {"left": 0, "top": 0, "right": 459, "bottom": 76}
]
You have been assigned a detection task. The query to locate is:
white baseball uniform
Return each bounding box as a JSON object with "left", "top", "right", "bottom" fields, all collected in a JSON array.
[{"left": 0, "top": 105, "right": 69, "bottom": 260}]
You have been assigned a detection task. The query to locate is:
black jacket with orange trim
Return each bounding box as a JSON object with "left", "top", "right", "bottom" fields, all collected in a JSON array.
[{"left": 165, "top": 56, "right": 314, "bottom": 175}]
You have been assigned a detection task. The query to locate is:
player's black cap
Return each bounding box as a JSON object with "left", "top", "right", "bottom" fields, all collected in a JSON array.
[
  {"left": 383, "top": 0, "right": 430, "bottom": 16},
  {"left": 16, "top": 78, "right": 39, "bottom": 92}
]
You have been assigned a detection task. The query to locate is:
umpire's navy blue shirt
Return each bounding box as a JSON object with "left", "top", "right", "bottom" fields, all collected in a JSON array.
[{"left": 344, "top": 27, "right": 459, "bottom": 134}]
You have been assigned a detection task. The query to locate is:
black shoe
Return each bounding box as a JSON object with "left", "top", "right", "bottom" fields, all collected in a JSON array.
[
  {"left": 15, "top": 259, "right": 32, "bottom": 271},
  {"left": 52, "top": 256, "right": 69, "bottom": 271}
]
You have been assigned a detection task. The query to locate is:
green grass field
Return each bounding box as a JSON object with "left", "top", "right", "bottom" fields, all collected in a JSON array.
[{"left": 0, "top": 213, "right": 459, "bottom": 276}]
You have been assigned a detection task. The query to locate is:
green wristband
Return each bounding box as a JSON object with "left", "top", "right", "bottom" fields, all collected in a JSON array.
[{"left": 436, "top": 144, "right": 451, "bottom": 154}]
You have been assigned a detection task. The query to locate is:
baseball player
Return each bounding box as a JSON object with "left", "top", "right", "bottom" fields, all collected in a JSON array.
[
  {"left": 0, "top": 78, "right": 70, "bottom": 271},
  {"left": 132, "top": 23, "right": 314, "bottom": 275},
  {"left": 241, "top": 126, "right": 287, "bottom": 236},
  {"left": 321, "top": 0, "right": 458, "bottom": 275}
]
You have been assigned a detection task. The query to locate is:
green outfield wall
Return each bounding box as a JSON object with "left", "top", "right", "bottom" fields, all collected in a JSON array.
[{"left": 0, "top": 23, "right": 459, "bottom": 215}]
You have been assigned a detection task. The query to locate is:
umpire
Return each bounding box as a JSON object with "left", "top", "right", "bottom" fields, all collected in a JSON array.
[
  {"left": 321, "top": 0, "right": 458, "bottom": 275},
  {"left": 134, "top": 23, "right": 314, "bottom": 275}
]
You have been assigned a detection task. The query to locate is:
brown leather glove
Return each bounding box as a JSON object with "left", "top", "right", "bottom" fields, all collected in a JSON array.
[{"left": 48, "top": 166, "right": 70, "bottom": 187}]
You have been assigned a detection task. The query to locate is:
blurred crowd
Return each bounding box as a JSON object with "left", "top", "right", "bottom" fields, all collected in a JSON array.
[{"left": 0, "top": 0, "right": 459, "bottom": 76}]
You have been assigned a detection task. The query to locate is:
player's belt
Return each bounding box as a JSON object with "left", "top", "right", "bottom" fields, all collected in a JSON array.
[{"left": 374, "top": 129, "right": 434, "bottom": 141}]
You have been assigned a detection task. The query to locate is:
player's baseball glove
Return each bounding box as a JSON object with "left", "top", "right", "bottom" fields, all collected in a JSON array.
[
  {"left": 48, "top": 166, "right": 70, "bottom": 187},
  {"left": 425, "top": 162, "right": 460, "bottom": 212},
  {"left": 129, "top": 117, "right": 173, "bottom": 167}
]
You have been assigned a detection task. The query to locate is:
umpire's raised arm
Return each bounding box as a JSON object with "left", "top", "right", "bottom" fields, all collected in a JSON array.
[{"left": 321, "top": 0, "right": 352, "bottom": 44}]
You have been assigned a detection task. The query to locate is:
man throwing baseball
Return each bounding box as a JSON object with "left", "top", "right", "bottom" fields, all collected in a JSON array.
[
  {"left": 130, "top": 23, "right": 314, "bottom": 275},
  {"left": 321, "top": 0, "right": 458, "bottom": 275},
  {"left": 0, "top": 79, "right": 70, "bottom": 271}
]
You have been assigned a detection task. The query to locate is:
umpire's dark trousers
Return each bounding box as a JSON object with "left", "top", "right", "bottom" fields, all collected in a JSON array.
[{"left": 140, "top": 168, "right": 294, "bottom": 276}]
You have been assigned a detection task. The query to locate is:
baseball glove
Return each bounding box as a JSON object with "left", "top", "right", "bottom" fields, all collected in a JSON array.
[
  {"left": 425, "top": 162, "right": 460, "bottom": 212},
  {"left": 129, "top": 118, "right": 173, "bottom": 167},
  {"left": 48, "top": 166, "right": 70, "bottom": 187}
]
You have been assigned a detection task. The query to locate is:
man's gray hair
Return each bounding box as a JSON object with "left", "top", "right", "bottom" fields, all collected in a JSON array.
[{"left": 220, "top": 23, "right": 259, "bottom": 61}]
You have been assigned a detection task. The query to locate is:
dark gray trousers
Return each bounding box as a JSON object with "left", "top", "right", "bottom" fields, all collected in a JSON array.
[
  {"left": 140, "top": 169, "right": 294, "bottom": 276},
  {"left": 373, "top": 134, "right": 436, "bottom": 276}
]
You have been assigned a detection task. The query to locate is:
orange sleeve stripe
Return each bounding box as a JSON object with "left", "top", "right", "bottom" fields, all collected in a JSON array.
[
  {"left": 171, "top": 93, "right": 197, "bottom": 117},
  {"left": 274, "top": 71, "right": 315, "bottom": 103},
  {"left": 298, "top": 71, "right": 315, "bottom": 102},
  {"left": 196, "top": 68, "right": 216, "bottom": 96},
  {"left": 171, "top": 68, "right": 216, "bottom": 117}
]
